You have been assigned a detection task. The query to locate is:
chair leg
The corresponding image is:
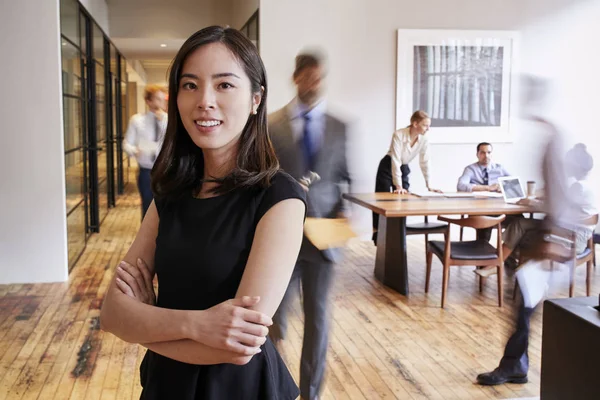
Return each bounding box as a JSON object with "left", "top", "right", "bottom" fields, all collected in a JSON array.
[
  {"left": 569, "top": 262, "right": 575, "bottom": 298},
  {"left": 460, "top": 227, "right": 464, "bottom": 241},
  {"left": 425, "top": 251, "right": 433, "bottom": 293},
  {"left": 424, "top": 234, "right": 429, "bottom": 263},
  {"left": 497, "top": 264, "right": 504, "bottom": 307},
  {"left": 441, "top": 263, "right": 449, "bottom": 308},
  {"left": 586, "top": 260, "right": 592, "bottom": 296},
  {"left": 512, "top": 280, "right": 519, "bottom": 300},
  {"left": 479, "top": 270, "right": 484, "bottom": 293}
]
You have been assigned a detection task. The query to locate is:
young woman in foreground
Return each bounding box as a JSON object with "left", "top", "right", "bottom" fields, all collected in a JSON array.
[{"left": 100, "top": 26, "right": 306, "bottom": 399}]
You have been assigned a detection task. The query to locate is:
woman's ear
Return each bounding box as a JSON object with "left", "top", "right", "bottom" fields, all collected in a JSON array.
[{"left": 251, "top": 86, "right": 265, "bottom": 115}]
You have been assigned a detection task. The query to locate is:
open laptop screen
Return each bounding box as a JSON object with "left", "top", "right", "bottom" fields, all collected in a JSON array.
[{"left": 499, "top": 177, "right": 525, "bottom": 200}]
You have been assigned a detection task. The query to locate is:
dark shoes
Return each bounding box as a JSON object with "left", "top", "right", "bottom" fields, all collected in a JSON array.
[
  {"left": 476, "top": 367, "right": 528, "bottom": 385},
  {"left": 504, "top": 256, "right": 519, "bottom": 275}
]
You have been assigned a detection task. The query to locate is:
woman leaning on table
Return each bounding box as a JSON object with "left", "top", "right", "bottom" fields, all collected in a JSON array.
[{"left": 372, "top": 110, "right": 440, "bottom": 244}]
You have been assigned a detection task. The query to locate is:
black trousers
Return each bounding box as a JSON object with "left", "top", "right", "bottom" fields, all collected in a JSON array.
[
  {"left": 137, "top": 167, "right": 153, "bottom": 220},
  {"left": 499, "top": 299, "right": 535, "bottom": 375},
  {"left": 372, "top": 155, "right": 410, "bottom": 244}
]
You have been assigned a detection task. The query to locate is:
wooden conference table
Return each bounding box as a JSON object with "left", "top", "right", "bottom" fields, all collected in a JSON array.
[{"left": 342, "top": 192, "right": 534, "bottom": 295}]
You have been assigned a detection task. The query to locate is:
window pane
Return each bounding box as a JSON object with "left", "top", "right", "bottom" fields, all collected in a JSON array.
[
  {"left": 96, "top": 100, "right": 106, "bottom": 143},
  {"left": 96, "top": 63, "right": 106, "bottom": 143},
  {"left": 110, "top": 44, "right": 118, "bottom": 75},
  {"left": 80, "top": 13, "right": 87, "bottom": 53},
  {"left": 93, "top": 23, "right": 104, "bottom": 63},
  {"left": 98, "top": 169, "right": 108, "bottom": 223},
  {"left": 121, "top": 81, "right": 128, "bottom": 128},
  {"left": 60, "top": 0, "right": 79, "bottom": 46},
  {"left": 63, "top": 97, "right": 83, "bottom": 150},
  {"left": 67, "top": 203, "right": 86, "bottom": 268},
  {"left": 120, "top": 57, "right": 127, "bottom": 82},
  {"left": 61, "top": 41, "right": 81, "bottom": 96},
  {"left": 122, "top": 148, "right": 129, "bottom": 186},
  {"left": 65, "top": 150, "right": 84, "bottom": 213}
]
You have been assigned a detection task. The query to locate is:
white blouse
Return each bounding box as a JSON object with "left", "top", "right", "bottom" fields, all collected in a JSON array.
[{"left": 386, "top": 127, "right": 430, "bottom": 188}]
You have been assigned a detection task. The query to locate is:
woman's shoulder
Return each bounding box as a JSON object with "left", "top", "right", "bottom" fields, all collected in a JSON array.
[
  {"left": 253, "top": 171, "right": 307, "bottom": 222},
  {"left": 395, "top": 126, "right": 410, "bottom": 135},
  {"left": 265, "top": 171, "right": 306, "bottom": 199}
]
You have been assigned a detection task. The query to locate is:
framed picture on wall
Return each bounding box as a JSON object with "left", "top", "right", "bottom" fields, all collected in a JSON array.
[{"left": 396, "top": 29, "right": 519, "bottom": 143}]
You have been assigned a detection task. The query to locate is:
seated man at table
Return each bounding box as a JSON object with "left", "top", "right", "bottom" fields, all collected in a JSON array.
[
  {"left": 457, "top": 142, "right": 511, "bottom": 193},
  {"left": 457, "top": 142, "right": 513, "bottom": 244}
]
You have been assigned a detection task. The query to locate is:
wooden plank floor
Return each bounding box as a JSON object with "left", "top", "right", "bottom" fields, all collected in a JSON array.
[{"left": 1, "top": 182, "right": 597, "bottom": 399}]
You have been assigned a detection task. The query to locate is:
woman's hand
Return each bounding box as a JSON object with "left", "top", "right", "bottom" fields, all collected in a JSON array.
[
  {"left": 116, "top": 259, "right": 271, "bottom": 356},
  {"left": 393, "top": 188, "right": 408, "bottom": 194},
  {"left": 115, "top": 259, "right": 156, "bottom": 305},
  {"left": 427, "top": 187, "right": 443, "bottom": 193},
  {"left": 186, "top": 296, "right": 272, "bottom": 356}
]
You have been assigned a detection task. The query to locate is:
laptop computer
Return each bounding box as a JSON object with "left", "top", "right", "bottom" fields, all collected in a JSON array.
[{"left": 498, "top": 176, "right": 526, "bottom": 204}]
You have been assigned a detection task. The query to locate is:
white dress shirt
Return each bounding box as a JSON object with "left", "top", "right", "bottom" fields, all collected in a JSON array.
[
  {"left": 123, "top": 111, "right": 167, "bottom": 169},
  {"left": 386, "top": 127, "right": 431, "bottom": 188}
]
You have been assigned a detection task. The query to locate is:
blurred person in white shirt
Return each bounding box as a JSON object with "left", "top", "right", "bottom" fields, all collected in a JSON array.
[
  {"left": 123, "top": 84, "right": 168, "bottom": 219},
  {"left": 477, "top": 75, "right": 597, "bottom": 386}
]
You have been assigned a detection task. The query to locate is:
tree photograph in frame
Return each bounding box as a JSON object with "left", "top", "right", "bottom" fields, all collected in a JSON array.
[{"left": 396, "top": 30, "right": 519, "bottom": 143}]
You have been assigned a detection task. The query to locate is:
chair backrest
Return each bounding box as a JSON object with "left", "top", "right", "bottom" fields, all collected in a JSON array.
[{"left": 440, "top": 215, "right": 505, "bottom": 229}]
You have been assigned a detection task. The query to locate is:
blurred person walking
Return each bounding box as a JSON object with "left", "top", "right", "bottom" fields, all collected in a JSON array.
[
  {"left": 269, "top": 51, "right": 351, "bottom": 400},
  {"left": 123, "top": 84, "right": 168, "bottom": 219}
]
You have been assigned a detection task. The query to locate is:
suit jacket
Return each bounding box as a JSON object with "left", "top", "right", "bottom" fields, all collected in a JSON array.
[{"left": 269, "top": 101, "right": 351, "bottom": 260}]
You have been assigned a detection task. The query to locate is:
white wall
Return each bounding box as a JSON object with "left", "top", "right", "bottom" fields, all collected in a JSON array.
[
  {"left": 79, "top": 0, "right": 110, "bottom": 35},
  {"left": 145, "top": 68, "right": 169, "bottom": 87},
  {"left": 260, "top": 0, "right": 600, "bottom": 234},
  {"left": 126, "top": 61, "right": 149, "bottom": 115},
  {"left": 518, "top": 0, "right": 600, "bottom": 198},
  {"left": 0, "top": 0, "right": 69, "bottom": 283}
]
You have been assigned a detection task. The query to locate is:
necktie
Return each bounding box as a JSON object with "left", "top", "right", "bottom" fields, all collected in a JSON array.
[
  {"left": 302, "top": 113, "right": 315, "bottom": 171},
  {"left": 482, "top": 168, "right": 489, "bottom": 185}
]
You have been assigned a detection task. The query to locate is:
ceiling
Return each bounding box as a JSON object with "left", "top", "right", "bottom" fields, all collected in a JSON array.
[
  {"left": 107, "top": 0, "right": 229, "bottom": 59},
  {"left": 106, "top": 0, "right": 257, "bottom": 84}
]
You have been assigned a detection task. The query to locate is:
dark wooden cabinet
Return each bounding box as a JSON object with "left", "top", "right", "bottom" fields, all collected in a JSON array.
[{"left": 541, "top": 297, "right": 600, "bottom": 399}]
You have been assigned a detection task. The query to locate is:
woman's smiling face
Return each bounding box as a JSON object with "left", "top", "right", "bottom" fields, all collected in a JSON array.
[{"left": 177, "top": 42, "right": 262, "bottom": 153}]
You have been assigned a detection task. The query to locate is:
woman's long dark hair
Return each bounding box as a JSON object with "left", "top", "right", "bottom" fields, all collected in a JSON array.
[{"left": 151, "top": 26, "right": 279, "bottom": 199}]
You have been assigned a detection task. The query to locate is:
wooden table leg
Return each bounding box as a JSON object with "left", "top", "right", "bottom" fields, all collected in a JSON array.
[{"left": 374, "top": 215, "right": 408, "bottom": 295}]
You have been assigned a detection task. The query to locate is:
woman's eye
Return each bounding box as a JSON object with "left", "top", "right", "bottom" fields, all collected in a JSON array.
[
  {"left": 218, "top": 82, "right": 234, "bottom": 90},
  {"left": 182, "top": 82, "right": 197, "bottom": 90}
]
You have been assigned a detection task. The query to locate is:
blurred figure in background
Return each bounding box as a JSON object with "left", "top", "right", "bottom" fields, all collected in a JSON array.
[
  {"left": 124, "top": 84, "right": 168, "bottom": 219},
  {"left": 476, "top": 75, "right": 597, "bottom": 386},
  {"left": 269, "top": 50, "right": 351, "bottom": 400}
]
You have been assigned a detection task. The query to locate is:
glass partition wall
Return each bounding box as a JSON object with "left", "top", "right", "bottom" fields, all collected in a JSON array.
[{"left": 60, "top": 0, "right": 129, "bottom": 269}]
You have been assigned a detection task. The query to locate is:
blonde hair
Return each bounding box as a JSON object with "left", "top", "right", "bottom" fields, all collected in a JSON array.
[
  {"left": 144, "top": 84, "right": 167, "bottom": 101},
  {"left": 409, "top": 110, "right": 430, "bottom": 126}
]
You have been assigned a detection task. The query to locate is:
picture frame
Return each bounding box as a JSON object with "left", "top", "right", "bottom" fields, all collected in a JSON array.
[{"left": 396, "top": 29, "right": 519, "bottom": 144}]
